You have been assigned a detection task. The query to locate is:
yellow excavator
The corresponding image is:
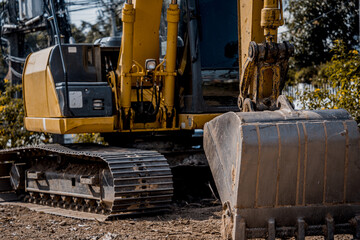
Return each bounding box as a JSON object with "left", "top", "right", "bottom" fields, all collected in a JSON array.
[{"left": 0, "top": 0, "right": 359, "bottom": 239}]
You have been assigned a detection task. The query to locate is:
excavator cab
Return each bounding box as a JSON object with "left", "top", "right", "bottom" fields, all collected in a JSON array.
[{"left": 169, "top": 0, "right": 240, "bottom": 112}]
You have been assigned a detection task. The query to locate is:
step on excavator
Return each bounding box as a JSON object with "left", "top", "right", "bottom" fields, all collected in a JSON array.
[{"left": 0, "top": 0, "right": 359, "bottom": 239}]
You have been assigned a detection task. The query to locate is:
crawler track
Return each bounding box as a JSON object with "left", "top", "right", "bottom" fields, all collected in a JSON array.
[{"left": 0, "top": 144, "right": 173, "bottom": 219}]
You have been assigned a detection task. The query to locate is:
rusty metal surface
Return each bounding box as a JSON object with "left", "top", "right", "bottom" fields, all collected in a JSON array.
[
  {"left": 0, "top": 144, "right": 173, "bottom": 219},
  {"left": 0, "top": 177, "right": 12, "bottom": 192},
  {"left": 0, "top": 201, "right": 108, "bottom": 221},
  {"left": 204, "top": 101, "right": 360, "bottom": 239},
  {"left": 239, "top": 41, "right": 294, "bottom": 111},
  {"left": 0, "top": 192, "right": 19, "bottom": 202},
  {"left": 0, "top": 163, "right": 12, "bottom": 177}
]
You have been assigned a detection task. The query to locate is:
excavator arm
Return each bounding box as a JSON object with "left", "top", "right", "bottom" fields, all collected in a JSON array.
[{"left": 238, "top": 0, "right": 293, "bottom": 111}]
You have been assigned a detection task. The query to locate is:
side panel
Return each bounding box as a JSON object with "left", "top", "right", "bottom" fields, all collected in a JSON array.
[
  {"left": 46, "top": 67, "right": 62, "bottom": 117},
  {"left": 24, "top": 117, "right": 114, "bottom": 134},
  {"left": 23, "top": 47, "right": 53, "bottom": 117},
  {"left": 23, "top": 46, "right": 62, "bottom": 118}
]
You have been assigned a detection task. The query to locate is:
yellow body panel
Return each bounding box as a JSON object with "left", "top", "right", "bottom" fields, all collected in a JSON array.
[
  {"left": 24, "top": 117, "right": 115, "bottom": 134},
  {"left": 23, "top": 46, "right": 62, "bottom": 118},
  {"left": 163, "top": 4, "right": 180, "bottom": 115},
  {"left": 239, "top": 0, "right": 265, "bottom": 67},
  {"left": 46, "top": 67, "right": 62, "bottom": 117},
  {"left": 119, "top": 3, "right": 135, "bottom": 112},
  {"left": 178, "top": 114, "right": 221, "bottom": 130},
  {"left": 132, "top": 0, "right": 163, "bottom": 67}
]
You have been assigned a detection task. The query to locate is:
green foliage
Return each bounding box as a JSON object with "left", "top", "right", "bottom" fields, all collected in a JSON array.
[
  {"left": 77, "top": 1, "right": 124, "bottom": 43},
  {"left": 71, "top": 24, "right": 86, "bottom": 43},
  {"left": 291, "top": 63, "right": 328, "bottom": 85},
  {"left": 25, "top": 32, "right": 50, "bottom": 52},
  {"left": 285, "top": 0, "right": 359, "bottom": 68},
  {"left": 74, "top": 133, "right": 107, "bottom": 145},
  {"left": 0, "top": 54, "right": 7, "bottom": 91},
  {"left": 80, "top": 18, "right": 112, "bottom": 43},
  {"left": 299, "top": 41, "right": 360, "bottom": 123},
  {"left": 0, "top": 80, "right": 51, "bottom": 148}
]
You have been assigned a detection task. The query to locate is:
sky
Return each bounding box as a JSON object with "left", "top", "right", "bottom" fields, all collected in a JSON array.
[
  {"left": 68, "top": 3, "right": 288, "bottom": 35},
  {"left": 68, "top": 7, "right": 100, "bottom": 26}
]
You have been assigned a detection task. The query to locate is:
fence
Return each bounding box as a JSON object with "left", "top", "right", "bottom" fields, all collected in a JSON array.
[{"left": 282, "top": 83, "right": 338, "bottom": 109}]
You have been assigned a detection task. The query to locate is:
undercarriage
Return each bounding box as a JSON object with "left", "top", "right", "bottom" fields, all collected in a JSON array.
[{"left": 0, "top": 144, "right": 174, "bottom": 219}]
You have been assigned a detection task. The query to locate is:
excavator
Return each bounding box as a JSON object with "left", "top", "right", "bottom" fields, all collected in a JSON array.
[{"left": 0, "top": 0, "right": 359, "bottom": 239}]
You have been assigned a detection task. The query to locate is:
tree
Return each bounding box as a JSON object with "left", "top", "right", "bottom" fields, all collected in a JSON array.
[
  {"left": 74, "top": 133, "right": 107, "bottom": 145},
  {"left": 0, "top": 80, "right": 51, "bottom": 148},
  {"left": 77, "top": 0, "right": 124, "bottom": 43},
  {"left": 299, "top": 41, "right": 360, "bottom": 124},
  {"left": 285, "top": 0, "right": 359, "bottom": 68},
  {"left": 80, "top": 18, "right": 112, "bottom": 43},
  {"left": 71, "top": 24, "right": 86, "bottom": 43}
]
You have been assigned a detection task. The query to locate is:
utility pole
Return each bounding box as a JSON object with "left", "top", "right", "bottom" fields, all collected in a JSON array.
[
  {"left": 6, "top": 0, "right": 24, "bottom": 88},
  {"left": 8, "top": 34, "right": 24, "bottom": 87},
  {"left": 110, "top": 0, "right": 117, "bottom": 36}
]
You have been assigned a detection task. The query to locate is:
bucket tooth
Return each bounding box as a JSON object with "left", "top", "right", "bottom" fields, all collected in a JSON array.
[
  {"left": 324, "top": 215, "right": 334, "bottom": 240},
  {"left": 354, "top": 215, "right": 360, "bottom": 240},
  {"left": 297, "top": 218, "right": 305, "bottom": 240},
  {"left": 267, "top": 218, "right": 276, "bottom": 240},
  {"left": 233, "top": 216, "right": 246, "bottom": 240}
]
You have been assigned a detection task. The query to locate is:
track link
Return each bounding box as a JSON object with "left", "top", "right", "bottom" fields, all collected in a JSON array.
[{"left": 0, "top": 144, "right": 174, "bottom": 219}]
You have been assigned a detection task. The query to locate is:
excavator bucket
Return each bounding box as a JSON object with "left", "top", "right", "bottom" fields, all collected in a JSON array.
[{"left": 204, "top": 97, "right": 360, "bottom": 239}]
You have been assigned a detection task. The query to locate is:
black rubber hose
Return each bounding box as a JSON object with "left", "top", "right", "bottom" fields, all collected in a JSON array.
[{"left": 49, "top": 0, "right": 73, "bottom": 116}]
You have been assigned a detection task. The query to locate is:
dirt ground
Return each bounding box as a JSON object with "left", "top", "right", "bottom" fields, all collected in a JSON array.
[
  {"left": 0, "top": 202, "right": 355, "bottom": 240},
  {"left": 0, "top": 203, "right": 222, "bottom": 240}
]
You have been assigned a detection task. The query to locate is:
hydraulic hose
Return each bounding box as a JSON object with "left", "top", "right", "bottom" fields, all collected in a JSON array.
[{"left": 49, "top": 0, "right": 72, "bottom": 116}]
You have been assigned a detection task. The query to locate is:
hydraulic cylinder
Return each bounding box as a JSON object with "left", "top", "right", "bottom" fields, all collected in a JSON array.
[{"left": 164, "top": 3, "right": 180, "bottom": 116}]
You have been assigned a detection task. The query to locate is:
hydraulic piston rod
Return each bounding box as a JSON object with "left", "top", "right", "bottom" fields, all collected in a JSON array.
[
  {"left": 163, "top": 2, "right": 180, "bottom": 124},
  {"left": 119, "top": 2, "right": 135, "bottom": 127},
  {"left": 261, "top": 0, "right": 284, "bottom": 42}
]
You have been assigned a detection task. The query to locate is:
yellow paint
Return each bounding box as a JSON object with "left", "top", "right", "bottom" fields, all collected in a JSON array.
[
  {"left": 261, "top": 0, "right": 283, "bottom": 42},
  {"left": 24, "top": 117, "right": 114, "bottom": 134},
  {"left": 119, "top": 2, "right": 135, "bottom": 112},
  {"left": 23, "top": 46, "right": 62, "bottom": 118},
  {"left": 114, "top": 128, "right": 180, "bottom": 133},
  {"left": 132, "top": 0, "right": 163, "bottom": 67},
  {"left": 116, "top": 0, "right": 164, "bottom": 130},
  {"left": 259, "top": 65, "right": 281, "bottom": 101},
  {"left": 239, "top": 0, "right": 265, "bottom": 67},
  {"left": 163, "top": 4, "right": 180, "bottom": 115},
  {"left": 178, "top": 114, "right": 222, "bottom": 130},
  {"left": 46, "top": 67, "right": 62, "bottom": 117}
]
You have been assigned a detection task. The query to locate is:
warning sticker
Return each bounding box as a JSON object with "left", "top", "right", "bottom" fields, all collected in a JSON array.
[
  {"left": 69, "top": 91, "right": 83, "bottom": 109},
  {"left": 68, "top": 47, "right": 77, "bottom": 53}
]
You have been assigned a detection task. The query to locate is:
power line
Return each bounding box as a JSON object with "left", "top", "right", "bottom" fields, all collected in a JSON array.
[
  {"left": 278, "top": 8, "right": 337, "bottom": 35},
  {"left": 65, "top": 0, "right": 102, "bottom": 13}
]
